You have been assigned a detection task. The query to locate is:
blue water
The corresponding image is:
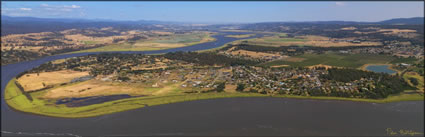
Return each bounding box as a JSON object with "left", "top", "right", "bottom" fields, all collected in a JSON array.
[{"left": 365, "top": 65, "right": 396, "bottom": 74}]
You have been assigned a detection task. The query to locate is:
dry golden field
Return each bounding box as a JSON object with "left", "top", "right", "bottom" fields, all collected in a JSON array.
[
  {"left": 43, "top": 79, "right": 156, "bottom": 98},
  {"left": 16, "top": 70, "right": 89, "bottom": 91},
  {"left": 241, "top": 35, "right": 382, "bottom": 47},
  {"left": 228, "top": 49, "right": 285, "bottom": 59}
]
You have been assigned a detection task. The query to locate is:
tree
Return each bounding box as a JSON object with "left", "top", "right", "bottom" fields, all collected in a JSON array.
[
  {"left": 409, "top": 78, "right": 419, "bottom": 86},
  {"left": 216, "top": 82, "right": 226, "bottom": 92},
  {"left": 236, "top": 83, "right": 245, "bottom": 92},
  {"left": 249, "top": 88, "right": 258, "bottom": 93}
]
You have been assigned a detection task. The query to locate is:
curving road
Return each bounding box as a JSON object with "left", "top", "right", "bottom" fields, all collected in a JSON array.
[{"left": 1, "top": 31, "right": 423, "bottom": 136}]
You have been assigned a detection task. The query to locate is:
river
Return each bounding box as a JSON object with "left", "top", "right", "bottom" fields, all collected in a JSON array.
[{"left": 1, "top": 31, "right": 423, "bottom": 136}]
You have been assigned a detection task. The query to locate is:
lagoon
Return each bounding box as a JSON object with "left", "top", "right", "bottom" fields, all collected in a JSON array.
[{"left": 366, "top": 65, "right": 397, "bottom": 74}]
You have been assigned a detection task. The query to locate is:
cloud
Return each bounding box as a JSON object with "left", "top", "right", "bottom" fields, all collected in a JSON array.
[
  {"left": 19, "top": 8, "right": 32, "bottom": 11},
  {"left": 335, "top": 2, "right": 346, "bottom": 6},
  {"left": 40, "top": 4, "right": 82, "bottom": 12},
  {"left": 64, "top": 5, "right": 81, "bottom": 9},
  {"left": 2, "top": 3, "right": 83, "bottom": 17}
]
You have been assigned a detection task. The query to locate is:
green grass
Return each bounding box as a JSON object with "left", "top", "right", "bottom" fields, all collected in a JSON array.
[
  {"left": 225, "top": 34, "right": 255, "bottom": 38},
  {"left": 277, "top": 33, "right": 287, "bottom": 37},
  {"left": 262, "top": 52, "right": 396, "bottom": 68},
  {"left": 4, "top": 78, "right": 424, "bottom": 118},
  {"left": 83, "top": 41, "right": 98, "bottom": 45},
  {"left": 69, "top": 43, "right": 161, "bottom": 53},
  {"left": 403, "top": 72, "right": 424, "bottom": 91},
  {"left": 153, "top": 33, "right": 206, "bottom": 43},
  {"left": 263, "top": 37, "right": 306, "bottom": 42},
  {"left": 390, "top": 57, "right": 419, "bottom": 64}
]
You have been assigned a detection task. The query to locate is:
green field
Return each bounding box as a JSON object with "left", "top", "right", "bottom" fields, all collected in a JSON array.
[
  {"left": 83, "top": 41, "right": 98, "bottom": 45},
  {"left": 152, "top": 33, "right": 207, "bottom": 43},
  {"left": 403, "top": 72, "right": 424, "bottom": 91},
  {"left": 5, "top": 78, "right": 423, "bottom": 118},
  {"left": 264, "top": 37, "right": 306, "bottom": 42},
  {"left": 390, "top": 57, "right": 419, "bottom": 64},
  {"left": 70, "top": 43, "right": 162, "bottom": 53},
  {"left": 225, "top": 34, "right": 256, "bottom": 38},
  {"left": 262, "top": 52, "right": 396, "bottom": 68},
  {"left": 68, "top": 33, "right": 214, "bottom": 54}
]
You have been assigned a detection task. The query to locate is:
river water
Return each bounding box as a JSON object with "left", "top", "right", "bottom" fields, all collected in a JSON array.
[{"left": 1, "top": 31, "right": 423, "bottom": 136}]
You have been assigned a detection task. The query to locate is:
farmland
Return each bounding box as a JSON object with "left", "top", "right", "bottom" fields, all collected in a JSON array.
[
  {"left": 235, "top": 34, "right": 382, "bottom": 47},
  {"left": 261, "top": 52, "right": 396, "bottom": 68},
  {"left": 225, "top": 34, "right": 256, "bottom": 38},
  {"left": 69, "top": 32, "right": 215, "bottom": 53},
  {"left": 16, "top": 70, "right": 89, "bottom": 91}
]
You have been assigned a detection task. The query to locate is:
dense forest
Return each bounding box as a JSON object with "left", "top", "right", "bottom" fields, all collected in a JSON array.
[{"left": 320, "top": 68, "right": 414, "bottom": 99}]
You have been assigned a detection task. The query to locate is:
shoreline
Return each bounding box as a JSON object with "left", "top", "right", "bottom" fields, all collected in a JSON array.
[{"left": 5, "top": 78, "right": 424, "bottom": 118}]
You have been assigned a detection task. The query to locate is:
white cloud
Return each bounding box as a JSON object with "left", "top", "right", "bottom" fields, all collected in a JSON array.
[
  {"left": 335, "top": 2, "right": 346, "bottom": 6},
  {"left": 19, "top": 8, "right": 32, "bottom": 11},
  {"left": 64, "top": 5, "right": 81, "bottom": 9},
  {"left": 39, "top": 4, "right": 82, "bottom": 12},
  {"left": 71, "top": 5, "right": 80, "bottom": 9}
]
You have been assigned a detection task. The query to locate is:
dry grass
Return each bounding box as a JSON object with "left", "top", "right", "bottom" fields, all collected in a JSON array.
[
  {"left": 132, "top": 42, "right": 186, "bottom": 49},
  {"left": 341, "top": 27, "right": 357, "bottom": 30},
  {"left": 242, "top": 35, "right": 382, "bottom": 47},
  {"left": 224, "top": 84, "right": 237, "bottom": 93},
  {"left": 16, "top": 70, "right": 89, "bottom": 91},
  {"left": 229, "top": 49, "right": 285, "bottom": 59},
  {"left": 270, "top": 65, "right": 289, "bottom": 68},
  {"left": 378, "top": 29, "right": 417, "bottom": 34},
  {"left": 51, "top": 59, "right": 66, "bottom": 64},
  {"left": 43, "top": 79, "right": 154, "bottom": 98},
  {"left": 152, "top": 83, "right": 180, "bottom": 95},
  {"left": 307, "top": 64, "right": 335, "bottom": 69}
]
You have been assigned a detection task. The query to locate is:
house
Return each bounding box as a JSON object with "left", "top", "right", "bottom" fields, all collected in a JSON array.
[{"left": 152, "top": 83, "right": 159, "bottom": 87}]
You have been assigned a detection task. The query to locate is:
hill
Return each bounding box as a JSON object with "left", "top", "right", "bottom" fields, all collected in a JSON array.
[{"left": 379, "top": 17, "right": 424, "bottom": 25}]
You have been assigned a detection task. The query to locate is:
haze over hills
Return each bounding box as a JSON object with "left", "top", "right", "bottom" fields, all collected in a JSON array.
[
  {"left": 379, "top": 17, "right": 424, "bottom": 25},
  {"left": 1, "top": 15, "right": 424, "bottom": 36},
  {"left": 254, "top": 17, "right": 424, "bottom": 25}
]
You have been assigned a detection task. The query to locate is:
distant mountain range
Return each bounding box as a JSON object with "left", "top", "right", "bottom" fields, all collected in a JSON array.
[
  {"left": 1, "top": 15, "right": 183, "bottom": 36},
  {"left": 378, "top": 17, "right": 424, "bottom": 25},
  {"left": 255, "top": 17, "right": 424, "bottom": 25},
  {"left": 1, "top": 15, "right": 182, "bottom": 24},
  {"left": 1, "top": 15, "right": 423, "bottom": 36}
]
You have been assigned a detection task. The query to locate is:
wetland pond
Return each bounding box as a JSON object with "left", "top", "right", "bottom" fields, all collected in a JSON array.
[{"left": 366, "top": 65, "right": 397, "bottom": 74}]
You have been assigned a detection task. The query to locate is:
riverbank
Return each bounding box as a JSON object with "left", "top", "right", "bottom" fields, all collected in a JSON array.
[{"left": 5, "top": 78, "right": 423, "bottom": 118}]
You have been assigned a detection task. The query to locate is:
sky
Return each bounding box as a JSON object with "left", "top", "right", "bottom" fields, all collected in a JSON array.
[{"left": 1, "top": 2, "right": 424, "bottom": 23}]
